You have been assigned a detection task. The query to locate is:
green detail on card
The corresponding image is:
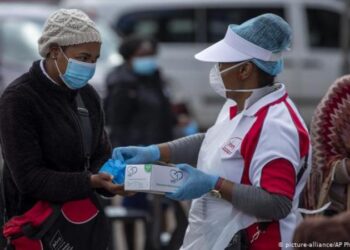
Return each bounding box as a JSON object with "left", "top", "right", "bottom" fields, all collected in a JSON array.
[{"left": 144, "top": 164, "right": 152, "bottom": 173}]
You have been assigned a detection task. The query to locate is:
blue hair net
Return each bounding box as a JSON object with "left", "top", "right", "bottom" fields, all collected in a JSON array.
[{"left": 230, "top": 13, "right": 292, "bottom": 76}]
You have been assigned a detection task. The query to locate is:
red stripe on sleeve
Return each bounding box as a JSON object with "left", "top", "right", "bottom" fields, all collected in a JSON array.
[{"left": 260, "top": 158, "right": 296, "bottom": 200}]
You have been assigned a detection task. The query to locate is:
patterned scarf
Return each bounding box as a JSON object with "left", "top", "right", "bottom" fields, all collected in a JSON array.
[{"left": 303, "top": 75, "right": 350, "bottom": 210}]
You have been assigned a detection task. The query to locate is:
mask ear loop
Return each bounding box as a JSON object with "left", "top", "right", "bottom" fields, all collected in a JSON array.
[
  {"left": 54, "top": 47, "right": 70, "bottom": 76},
  {"left": 219, "top": 60, "right": 250, "bottom": 74},
  {"left": 59, "top": 47, "right": 69, "bottom": 61},
  {"left": 221, "top": 61, "right": 279, "bottom": 92},
  {"left": 54, "top": 58, "right": 63, "bottom": 76}
]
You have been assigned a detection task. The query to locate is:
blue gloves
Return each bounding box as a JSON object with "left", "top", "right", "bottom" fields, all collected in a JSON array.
[
  {"left": 99, "top": 159, "right": 126, "bottom": 184},
  {"left": 101, "top": 145, "right": 160, "bottom": 185},
  {"left": 166, "top": 164, "right": 219, "bottom": 201},
  {"left": 112, "top": 145, "right": 160, "bottom": 164}
]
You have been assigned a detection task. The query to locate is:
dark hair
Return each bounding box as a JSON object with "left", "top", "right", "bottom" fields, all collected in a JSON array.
[
  {"left": 118, "top": 36, "right": 158, "bottom": 61},
  {"left": 256, "top": 67, "right": 275, "bottom": 87}
]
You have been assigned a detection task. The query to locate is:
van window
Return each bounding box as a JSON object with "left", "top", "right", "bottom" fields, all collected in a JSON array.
[
  {"left": 306, "top": 8, "right": 340, "bottom": 48},
  {"left": 116, "top": 7, "right": 285, "bottom": 43},
  {"left": 0, "top": 18, "right": 42, "bottom": 64},
  {"left": 207, "top": 7, "right": 285, "bottom": 43},
  {"left": 116, "top": 9, "right": 196, "bottom": 42}
]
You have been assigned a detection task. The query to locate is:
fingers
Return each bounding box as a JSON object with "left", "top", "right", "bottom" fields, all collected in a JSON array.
[
  {"left": 113, "top": 147, "right": 139, "bottom": 162},
  {"left": 121, "top": 191, "right": 137, "bottom": 197},
  {"left": 98, "top": 172, "right": 114, "bottom": 181},
  {"left": 112, "top": 148, "right": 124, "bottom": 161},
  {"left": 177, "top": 163, "right": 193, "bottom": 174},
  {"left": 108, "top": 186, "right": 135, "bottom": 197},
  {"left": 103, "top": 182, "right": 124, "bottom": 194},
  {"left": 165, "top": 192, "right": 177, "bottom": 200},
  {"left": 165, "top": 186, "right": 186, "bottom": 201},
  {"left": 124, "top": 156, "right": 140, "bottom": 164},
  {"left": 98, "top": 177, "right": 136, "bottom": 196}
]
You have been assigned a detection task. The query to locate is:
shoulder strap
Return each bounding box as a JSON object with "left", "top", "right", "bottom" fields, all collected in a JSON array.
[
  {"left": 297, "top": 154, "right": 309, "bottom": 185},
  {"left": 75, "top": 93, "right": 93, "bottom": 170}
]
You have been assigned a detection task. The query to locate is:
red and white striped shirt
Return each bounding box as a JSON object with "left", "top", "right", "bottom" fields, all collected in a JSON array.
[{"left": 182, "top": 83, "right": 311, "bottom": 250}]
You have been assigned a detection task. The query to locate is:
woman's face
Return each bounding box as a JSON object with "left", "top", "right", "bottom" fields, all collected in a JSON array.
[
  {"left": 132, "top": 41, "right": 156, "bottom": 59},
  {"left": 218, "top": 62, "right": 249, "bottom": 90},
  {"left": 55, "top": 42, "right": 101, "bottom": 74},
  {"left": 217, "top": 61, "right": 257, "bottom": 100}
]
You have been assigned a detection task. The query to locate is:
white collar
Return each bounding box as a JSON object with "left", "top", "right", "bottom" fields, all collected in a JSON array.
[
  {"left": 242, "top": 83, "right": 287, "bottom": 117},
  {"left": 40, "top": 59, "right": 60, "bottom": 86}
]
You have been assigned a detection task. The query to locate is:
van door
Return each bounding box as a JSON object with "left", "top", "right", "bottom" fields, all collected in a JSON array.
[{"left": 296, "top": 2, "right": 344, "bottom": 124}]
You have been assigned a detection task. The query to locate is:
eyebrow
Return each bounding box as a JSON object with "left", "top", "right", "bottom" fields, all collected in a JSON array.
[{"left": 78, "top": 52, "right": 100, "bottom": 58}]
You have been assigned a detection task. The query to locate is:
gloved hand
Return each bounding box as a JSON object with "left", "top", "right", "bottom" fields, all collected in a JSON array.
[
  {"left": 166, "top": 164, "right": 219, "bottom": 201},
  {"left": 99, "top": 159, "right": 126, "bottom": 184},
  {"left": 112, "top": 145, "right": 160, "bottom": 164}
]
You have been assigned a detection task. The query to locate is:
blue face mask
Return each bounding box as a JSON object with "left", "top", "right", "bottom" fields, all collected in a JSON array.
[
  {"left": 55, "top": 48, "right": 96, "bottom": 89},
  {"left": 132, "top": 56, "right": 158, "bottom": 76}
]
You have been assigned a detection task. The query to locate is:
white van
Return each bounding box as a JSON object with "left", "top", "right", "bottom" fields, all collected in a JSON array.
[{"left": 61, "top": 0, "right": 345, "bottom": 129}]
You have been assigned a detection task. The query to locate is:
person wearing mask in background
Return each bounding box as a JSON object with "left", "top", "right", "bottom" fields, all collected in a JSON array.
[
  {"left": 0, "top": 9, "right": 127, "bottom": 249},
  {"left": 105, "top": 36, "right": 175, "bottom": 146},
  {"left": 113, "top": 14, "right": 311, "bottom": 250},
  {"left": 172, "top": 103, "right": 199, "bottom": 139},
  {"left": 104, "top": 36, "right": 176, "bottom": 250},
  {"left": 303, "top": 75, "right": 350, "bottom": 215}
]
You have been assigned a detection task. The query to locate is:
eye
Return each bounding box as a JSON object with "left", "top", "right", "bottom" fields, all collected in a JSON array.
[
  {"left": 74, "top": 55, "right": 89, "bottom": 62},
  {"left": 76, "top": 56, "right": 89, "bottom": 62}
]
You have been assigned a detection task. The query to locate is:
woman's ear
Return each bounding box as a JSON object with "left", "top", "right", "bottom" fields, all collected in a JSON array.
[
  {"left": 48, "top": 44, "right": 60, "bottom": 59},
  {"left": 238, "top": 62, "right": 254, "bottom": 80}
]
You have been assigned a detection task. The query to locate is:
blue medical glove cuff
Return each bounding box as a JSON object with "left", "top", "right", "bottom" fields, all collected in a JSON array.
[
  {"left": 209, "top": 175, "right": 220, "bottom": 190},
  {"left": 147, "top": 145, "right": 160, "bottom": 162}
]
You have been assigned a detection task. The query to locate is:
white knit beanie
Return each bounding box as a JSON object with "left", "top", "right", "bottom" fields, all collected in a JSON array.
[{"left": 38, "top": 9, "right": 102, "bottom": 57}]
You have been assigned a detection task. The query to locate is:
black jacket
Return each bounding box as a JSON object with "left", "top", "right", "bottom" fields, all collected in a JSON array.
[
  {"left": 105, "top": 64, "right": 175, "bottom": 147},
  {"left": 0, "top": 61, "right": 111, "bottom": 218}
]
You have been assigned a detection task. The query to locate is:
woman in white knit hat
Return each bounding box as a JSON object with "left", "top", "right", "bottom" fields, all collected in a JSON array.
[{"left": 0, "top": 9, "right": 127, "bottom": 249}]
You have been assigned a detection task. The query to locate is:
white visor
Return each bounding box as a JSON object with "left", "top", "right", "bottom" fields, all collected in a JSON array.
[{"left": 195, "top": 27, "right": 283, "bottom": 62}]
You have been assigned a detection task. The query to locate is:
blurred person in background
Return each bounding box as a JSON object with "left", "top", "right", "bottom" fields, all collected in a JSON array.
[
  {"left": 112, "top": 13, "right": 311, "bottom": 250},
  {"left": 0, "top": 9, "right": 126, "bottom": 249},
  {"left": 104, "top": 36, "right": 177, "bottom": 250},
  {"left": 105, "top": 36, "right": 175, "bottom": 146},
  {"left": 172, "top": 103, "right": 199, "bottom": 139},
  {"left": 293, "top": 210, "right": 350, "bottom": 249},
  {"left": 303, "top": 75, "right": 350, "bottom": 215}
]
